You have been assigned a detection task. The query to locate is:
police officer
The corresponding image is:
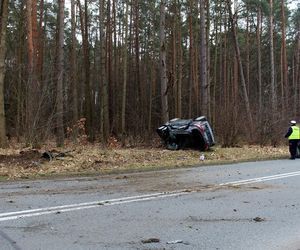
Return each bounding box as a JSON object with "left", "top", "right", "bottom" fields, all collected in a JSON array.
[{"left": 285, "top": 120, "right": 300, "bottom": 159}]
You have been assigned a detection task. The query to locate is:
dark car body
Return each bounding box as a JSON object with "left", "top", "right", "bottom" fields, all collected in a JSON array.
[{"left": 156, "top": 116, "right": 215, "bottom": 150}]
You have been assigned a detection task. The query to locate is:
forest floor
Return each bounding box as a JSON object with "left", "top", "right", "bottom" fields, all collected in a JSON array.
[{"left": 0, "top": 137, "right": 289, "bottom": 181}]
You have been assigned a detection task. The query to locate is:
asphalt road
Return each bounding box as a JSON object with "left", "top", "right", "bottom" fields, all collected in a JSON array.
[{"left": 0, "top": 159, "right": 300, "bottom": 250}]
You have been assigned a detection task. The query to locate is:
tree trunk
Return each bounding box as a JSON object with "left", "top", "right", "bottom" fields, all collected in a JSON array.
[
  {"left": 16, "top": 6, "right": 25, "bottom": 141},
  {"left": 172, "top": 9, "right": 177, "bottom": 118},
  {"left": 211, "top": 8, "right": 219, "bottom": 126},
  {"left": 177, "top": 4, "right": 182, "bottom": 119},
  {"left": 56, "top": 0, "right": 65, "bottom": 147},
  {"left": 269, "top": 0, "right": 277, "bottom": 120},
  {"left": 107, "top": 0, "right": 113, "bottom": 134},
  {"left": 111, "top": 0, "right": 117, "bottom": 133},
  {"left": 206, "top": 0, "right": 211, "bottom": 119},
  {"left": 257, "top": 5, "right": 262, "bottom": 120},
  {"left": 71, "top": 0, "right": 79, "bottom": 141},
  {"left": 26, "top": 0, "right": 40, "bottom": 146},
  {"left": 99, "top": 0, "right": 109, "bottom": 141},
  {"left": 77, "top": 0, "right": 94, "bottom": 141},
  {"left": 222, "top": 28, "right": 228, "bottom": 114},
  {"left": 121, "top": 0, "right": 129, "bottom": 144},
  {"left": 200, "top": 0, "right": 208, "bottom": 117},
  {"left": 246, "top": 5, "right": 250, "bottom": 96},
  {"left": 160, "top": 0, "right": 169, "bottom": 123},
  {"left": 280, "top": 0, "right": 288, "bottom": 117},
  {"left": 37, "top": 0, "right": 44, "bottom": 84},
  {"left": 134, "top": 0, "right": 142, "bottom": 133},
  {"left": 296, "top": 19, "right": 300, "bottom": 114},
  {"left": 188, "top": 0, "right": 194, "bottom": 118},
  {"left": 148, "top": 63, "right": 155, "bottom": 134},
  {"left": 0, "top": 0, "right": 8, "bottom": 147},
  {"left": 227, "top": 0, "right": 254, "bottom": 137},
  {"left": 173, "top": 0, "right": 182, "bottom": 118}
]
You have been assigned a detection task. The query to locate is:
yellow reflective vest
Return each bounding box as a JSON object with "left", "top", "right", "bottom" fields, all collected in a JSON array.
[{"left": 289, "top": 126, "right": 300, "bottom": 140}]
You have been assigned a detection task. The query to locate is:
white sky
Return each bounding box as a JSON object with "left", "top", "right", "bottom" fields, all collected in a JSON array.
[{"left": 289, "top": 0, "right": 300, "bottom": 9}]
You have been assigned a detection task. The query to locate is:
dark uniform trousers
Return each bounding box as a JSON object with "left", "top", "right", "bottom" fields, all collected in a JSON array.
[{"left": 289, "top": 139, "right": 299, "bottom": 159}]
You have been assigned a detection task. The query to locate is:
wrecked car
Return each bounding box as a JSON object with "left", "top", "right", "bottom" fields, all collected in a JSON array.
[{"left": 156, "top": 116, "right": 215, "bottom": 151}]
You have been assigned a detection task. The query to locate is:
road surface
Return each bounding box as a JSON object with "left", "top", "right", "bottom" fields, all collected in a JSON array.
[{"left": 0, "top": 159, "right": 300, "bottom": 250}]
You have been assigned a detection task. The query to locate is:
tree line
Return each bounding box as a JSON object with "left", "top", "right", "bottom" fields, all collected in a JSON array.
[{"left": 0, "top": 0, "right": 299, "bottom": 148}]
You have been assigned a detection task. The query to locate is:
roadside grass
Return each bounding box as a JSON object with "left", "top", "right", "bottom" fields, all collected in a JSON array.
[{"left": 0, "top": 144, "right": 289, "bottom": 181}]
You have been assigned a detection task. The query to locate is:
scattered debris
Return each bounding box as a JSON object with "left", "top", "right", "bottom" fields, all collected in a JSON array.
[
  {"left": 115, "top": 175, "right": 128, "bottom": 180},
  {"left": 141, "top": 238, "right": 160, "bottom": 244},
  {"left": 199, "top": 154, "right": 205, "bottom": 161},
  {"left": 253, "top": 217, "right": 265, "bottom": 222},
  {"left": 41, "top": 151, "right": 53, "bottom": 161},
  {"left": 166, "top": 240, "right": 183, "bottom": 244},
  {"left": 20, "top": 149, "right": 39, "bottom": 155},
  {"left": 41, "top": 150, "right": 74, "bottom": 161}
]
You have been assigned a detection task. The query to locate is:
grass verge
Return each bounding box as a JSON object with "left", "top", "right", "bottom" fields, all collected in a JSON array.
[{"left": 0, "top": 144, "right": 289, "bottom": 181}]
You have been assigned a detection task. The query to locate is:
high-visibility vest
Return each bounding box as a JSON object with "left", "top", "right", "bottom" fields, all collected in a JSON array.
[{"left": 289, "top": 126, "right": 300, "bottom": 140}]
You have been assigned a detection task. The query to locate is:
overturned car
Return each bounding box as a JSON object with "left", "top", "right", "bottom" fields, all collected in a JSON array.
[{"left": 157, "top": 116, "right": 215, "bottom": 151}]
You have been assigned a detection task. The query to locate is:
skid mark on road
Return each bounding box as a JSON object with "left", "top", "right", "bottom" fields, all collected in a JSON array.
[
  {"left": 0, "top": 230, "right": 22, "bottom": 250},
  {"left": 1, "top": 171, "right": 300, "bottom": 222}
]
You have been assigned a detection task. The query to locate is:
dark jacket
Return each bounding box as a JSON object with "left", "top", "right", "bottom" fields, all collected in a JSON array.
[{"left": 285, "top": 127, "right": 293, "bottom": 138}]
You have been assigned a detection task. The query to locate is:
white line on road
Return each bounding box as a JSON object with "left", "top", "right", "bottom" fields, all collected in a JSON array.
[
  {"left": 220, "top": 170, "right": 300, "bottom": 186},
  {"left": 0, "top": 190, "right": 195, "bottom": 222},
  {"left": 1, "top": 170, "right": 300, "bottom": 222}
]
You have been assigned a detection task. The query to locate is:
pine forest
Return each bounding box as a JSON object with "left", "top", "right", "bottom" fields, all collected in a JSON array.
[{"left": 0, "top": 0, "right": 299, "bottom": 148}]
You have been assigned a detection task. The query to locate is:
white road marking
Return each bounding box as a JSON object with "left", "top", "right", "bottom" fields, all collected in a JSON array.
[
  {"left": 1, "top": 170, "right": 300, "bottom": 222},
  {"left": 0, "top": 190, "right": 194, "bottom": 222},
  {"left": 220, "top": 170, "right": 300, "bottom": 186}
]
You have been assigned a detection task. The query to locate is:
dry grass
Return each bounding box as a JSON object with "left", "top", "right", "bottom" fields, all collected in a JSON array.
[{"left": 0, "top": 142, "right": 289, "bottom": 181}]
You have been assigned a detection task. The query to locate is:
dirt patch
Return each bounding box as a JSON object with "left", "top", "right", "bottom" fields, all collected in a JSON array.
[{"left": 0, "top": 150, "right": 46, "bottom": 168}]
